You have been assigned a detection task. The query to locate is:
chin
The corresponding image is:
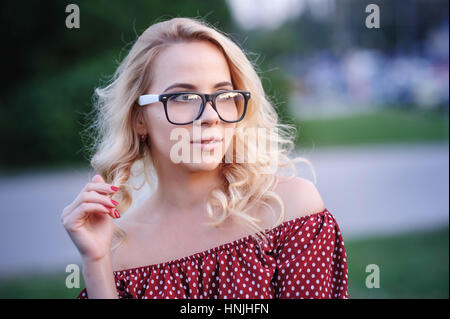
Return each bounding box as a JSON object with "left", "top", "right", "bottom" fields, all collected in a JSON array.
[{"left": 185, "top": 161, "right": 221, "bottom": 172}]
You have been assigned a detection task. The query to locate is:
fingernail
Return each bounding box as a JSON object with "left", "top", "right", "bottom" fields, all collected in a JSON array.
[
  {"left": 114, "top": 209, "right": 120, "bottom": 218},
  {"left": 111, "top": 199, "right": 119, "bottom": 206},
  {"left": 111, "top": 186, "right": 120, "bottom": 192}
]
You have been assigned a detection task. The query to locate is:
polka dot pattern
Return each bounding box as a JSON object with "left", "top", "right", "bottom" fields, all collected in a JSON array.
[{"left": 77, "top": 208, "right": 348, "bottom": 299}]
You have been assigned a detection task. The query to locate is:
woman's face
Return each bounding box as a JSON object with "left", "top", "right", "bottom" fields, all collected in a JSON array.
[{"left": 139, "top": 40, "right": 237, "bottom": 172}]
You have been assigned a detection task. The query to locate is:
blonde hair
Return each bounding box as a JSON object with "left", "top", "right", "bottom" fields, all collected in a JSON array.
[{"left": 82, "top": 16, "right": 316, "bottom": 252}]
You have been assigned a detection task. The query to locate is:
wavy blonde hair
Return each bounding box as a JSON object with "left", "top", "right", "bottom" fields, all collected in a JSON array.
[{"left": 83, "top": 16, "right": 316, "bottom": 252}]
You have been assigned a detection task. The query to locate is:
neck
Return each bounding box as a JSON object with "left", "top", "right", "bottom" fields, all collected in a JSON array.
[{"left": 152, "top": 158, "right": 224, "bottom": 216}]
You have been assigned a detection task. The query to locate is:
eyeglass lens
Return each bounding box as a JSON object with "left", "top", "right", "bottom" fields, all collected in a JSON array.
[{"left": 166, "top": 91, "right": 245, "bottom": 124}]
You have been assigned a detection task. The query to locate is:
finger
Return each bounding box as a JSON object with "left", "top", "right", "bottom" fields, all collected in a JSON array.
[
  {"left": 84, "top": 182, "right": 119, "bottom": 195},
  {"left": 64, "top": 174, "right": 113, "bottom": 217},
  {"left": 91, "top": 174, "right": 119, "bottom": 193},
  {"left": 62, "top": 202, "right": 116, "bottom": 231},
  {"left": 76, "top": 202, "right": 116, "bottom": 220},
  {"left": 80, "top": 191, "right": 119, "bottom": 210},
  {"left": 92, "top": 174, "right": 105, "bottom": 184}
]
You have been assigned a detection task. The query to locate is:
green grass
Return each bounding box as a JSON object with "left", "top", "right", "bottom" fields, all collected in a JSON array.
[
  {"left": 294, "top": 107, "right": 449, "bottom": 148},
  {"left": 0, "top": 226, "right": 448, "bottom": 298},
  {"left": 346, "top": 226, "right": 449, "bottom": 298},
  {"left": 0, "top": 271, "right": 83, "bottom": 299}
]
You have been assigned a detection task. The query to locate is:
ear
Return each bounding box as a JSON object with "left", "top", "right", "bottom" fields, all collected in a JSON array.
[{"left": 135, "top": 108, "right": 147, "bottom": 135}]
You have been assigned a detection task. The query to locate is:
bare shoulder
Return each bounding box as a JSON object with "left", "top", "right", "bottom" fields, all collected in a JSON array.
[{"left": 274, "top": 176, "right": 326, "bottom": 222}]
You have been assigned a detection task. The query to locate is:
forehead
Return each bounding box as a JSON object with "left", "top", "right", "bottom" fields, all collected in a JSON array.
[{"left": 150, "top": 41, "right": 232, "bottom": 90}]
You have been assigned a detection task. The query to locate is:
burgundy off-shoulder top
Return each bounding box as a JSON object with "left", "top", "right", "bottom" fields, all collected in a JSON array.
[{"left": 77, "top": 208, "right": 349, "bottom": 299}]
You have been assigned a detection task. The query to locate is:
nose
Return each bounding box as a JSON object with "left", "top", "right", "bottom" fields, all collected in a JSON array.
[{"left": 198, "top": 100, "right": 220, "bottom": 125}]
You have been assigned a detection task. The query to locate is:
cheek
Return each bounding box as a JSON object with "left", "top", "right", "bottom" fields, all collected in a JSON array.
[
  {"left": 222, "top": 124, "right": 236, "bottom": 152},
  {"left": 146, "top": 110, "right": 173, "bottom": 152}
]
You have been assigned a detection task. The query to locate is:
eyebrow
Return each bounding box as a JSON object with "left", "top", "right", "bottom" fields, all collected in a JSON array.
[{"left": 162, "top": 81, "right": 233, "bottom": 93}]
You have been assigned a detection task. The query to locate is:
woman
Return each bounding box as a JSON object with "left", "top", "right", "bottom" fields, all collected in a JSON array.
[{"left": 61, "top": 17, "right": 348, "bottom": 299}]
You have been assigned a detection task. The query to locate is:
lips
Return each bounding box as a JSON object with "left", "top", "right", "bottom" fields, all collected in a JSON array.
[{"left": 191, "top": 136, "right": 223, "bottom": 143}]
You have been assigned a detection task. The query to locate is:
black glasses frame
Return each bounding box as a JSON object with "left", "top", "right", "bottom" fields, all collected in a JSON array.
[{"left": 147, "top": 90, "right": 250, "bottom": 125}]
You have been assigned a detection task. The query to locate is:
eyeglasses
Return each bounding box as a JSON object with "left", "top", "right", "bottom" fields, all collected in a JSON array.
[{"left": 138, "top": 90, "right": 250, "bottom": 125}]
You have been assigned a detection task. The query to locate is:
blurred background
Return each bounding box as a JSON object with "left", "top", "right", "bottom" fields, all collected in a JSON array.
[{"left": 0, "top": 0, "right": 448, "bottom": 298}]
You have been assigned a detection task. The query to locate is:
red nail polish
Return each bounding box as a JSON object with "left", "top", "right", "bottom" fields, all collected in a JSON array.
[
  {"left": 111, "top": 186, "right": 119, "bottom": 192},
  {"left": 111, "top": 199, "right": 119, "bottom": 206},
  {"left": 114, "top": 209, "right": 120, "bottom": 218}
]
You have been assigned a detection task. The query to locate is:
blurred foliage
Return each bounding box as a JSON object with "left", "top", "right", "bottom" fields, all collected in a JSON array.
[{"left": 0, "top": 1, "right": 234, "bottom": 94}]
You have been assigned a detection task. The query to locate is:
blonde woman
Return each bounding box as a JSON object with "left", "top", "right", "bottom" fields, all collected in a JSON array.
[{"left": 61, "top": 17, "right": 348, "bottom": 299}]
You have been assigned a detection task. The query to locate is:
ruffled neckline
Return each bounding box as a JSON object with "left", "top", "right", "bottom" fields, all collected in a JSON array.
[{"left": 113, "top": 208, "right": 329, "bottom": 275}]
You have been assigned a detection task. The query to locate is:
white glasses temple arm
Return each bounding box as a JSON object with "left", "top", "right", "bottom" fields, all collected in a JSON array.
[{"left": 138, "top": 94, "right": 160, "bottom": 106}]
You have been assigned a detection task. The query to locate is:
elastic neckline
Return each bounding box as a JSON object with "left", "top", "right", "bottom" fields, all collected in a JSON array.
[{"left": 113, "top": 208, "right": 329, "bottom": 275}]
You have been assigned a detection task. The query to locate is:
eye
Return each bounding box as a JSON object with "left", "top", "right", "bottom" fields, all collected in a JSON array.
[
  {"left": 217, "top": 91, "right": 239, "bottom": 100},
  {"left": 172, "top": 94, "right": 201, "bottom": 102}
]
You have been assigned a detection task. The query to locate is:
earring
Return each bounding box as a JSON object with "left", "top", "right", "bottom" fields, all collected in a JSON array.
[{"left": 140, "top": 135, "right": 147, "bottom": 143}]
